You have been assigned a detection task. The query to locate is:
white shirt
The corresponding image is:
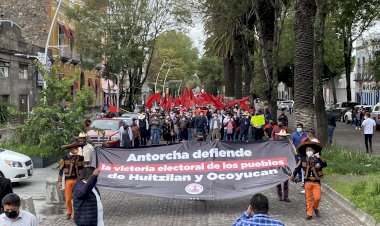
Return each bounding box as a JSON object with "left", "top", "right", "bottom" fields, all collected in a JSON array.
[
  {"left": 79, "top": 143, "right": 94, "bottom": 163},
  {"left": 362, "top": 118, "right": 376, "bottom": 134},
  {"left": 0, "top": 210, "right": 38, "bottom": 226},
  {"left": 118, "top": 126, "right": 125, "bottom": 142}
]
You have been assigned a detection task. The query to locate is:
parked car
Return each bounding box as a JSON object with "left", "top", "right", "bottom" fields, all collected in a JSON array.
[
  {"left": 113, "top": 117, "right": 133, "bottom": 126},
  {"left": 121, "top": 112, "right": 139, "bottom": 119},
  {"left": 329, "top": 101, "right": 358, "bottom": 121},
  {"left": 343, "top": 105, "right": 373, "bottom": 124},
  {"left": 370, "top": 102, "right": 380, "bottom": 130},
  {"left": 277, "top": 100, "right": 294, "bottom": 110},
  {"left": 87, "top": 118, "right": 123, "bottom": 147},
  {"left": 0, "top": 148, "right": 33, "bottom": 182}
]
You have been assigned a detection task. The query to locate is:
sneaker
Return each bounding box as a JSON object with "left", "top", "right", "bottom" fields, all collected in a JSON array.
[
  {"left": 306, "top": 216, "right": 312, "bottom": 220},
  {"left": 314, "top": 209, "right": 321, "bottom": 217},
  {"left": 278, "top": 197, "right": 283, "bottom": 201},
  {"left": 283, "top": 197, "right": 291, "bottom": 202},
  {"left": 301, "top": 189, "right": 305, "bottom": 194}
]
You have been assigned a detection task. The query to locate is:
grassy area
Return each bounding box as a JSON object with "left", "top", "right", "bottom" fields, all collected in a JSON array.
[
  {"left": 323, "top": 145, "right": 380, "bottom": 222},
  {"left": 0, "top": 144, "right": 55, "bottom": 157}
]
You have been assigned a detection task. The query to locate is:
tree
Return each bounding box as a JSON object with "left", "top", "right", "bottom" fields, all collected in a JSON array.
[
  {"left": 148, "top": 30, "right": 199, "bottom": 93},
  {"left": 331, "top": 0, "right": 380, "bottom": 101},
  {"left": 0, "top": 101, "right": 12, "bottom": 126},
  {"left": 314, "top": 0, "right": 328, "bottom": 145},
  {"left": 67, "top": 0, "right": 192, "bottom": 109},
  {"left": 13, "top": 63, "right": 93, "bottom": 151},
  {"left": 197, "top": 56, "right": 223, "bottom": 94},
  {"left": 293, "top": 0, "right": 316, "bottom": 129}
]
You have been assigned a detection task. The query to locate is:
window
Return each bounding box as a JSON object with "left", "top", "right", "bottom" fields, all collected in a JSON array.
[
  {"left": 19, "top": 64, "right": 28, "bottom": 79},
  {"left": 58, "top": 25, "right": 65, "bottom": 48},
  {"left": 0, "top": 62, "right": 10, "bottom": 78},
  {"left": 0, "top": 95, "right": 9, "bottom": 103}
]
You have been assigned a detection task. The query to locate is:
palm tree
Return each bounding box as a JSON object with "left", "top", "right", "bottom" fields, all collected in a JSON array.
[{"left": 293, "top": 0, "right": 316, "bottom": 129}]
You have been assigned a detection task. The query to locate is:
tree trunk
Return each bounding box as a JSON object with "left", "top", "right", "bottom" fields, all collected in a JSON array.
[
  {"left": 234, "top": 35, "right": 243, "bottom": 99},
  {"left": 344, "top": 36, "right": 352, "bottom": 101},
  {"left": 294, "top": 0, "right": 316, "bottom": 129},
  {"left": 223, "top": 57, "right": 235, "bottom": 97},
  {"left": 313, "top": 0, "right": 328, "bottom": 146},
  {"left": 243, "top": 46, "right": 253, "bottom": 97},
  {"left": 331, "top": 75, "right": 337, "bottom": 104}
]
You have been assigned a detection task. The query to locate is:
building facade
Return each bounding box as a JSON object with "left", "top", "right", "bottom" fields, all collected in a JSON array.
[
  {"left": 0, "top": 20, "right": 42, "bottom": 112},
  {"left": 1, "top": 0, "right": 102, "bottom": 108}
]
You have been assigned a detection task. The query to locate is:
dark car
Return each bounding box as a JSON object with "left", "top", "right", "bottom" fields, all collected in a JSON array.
[{"left": 329, "top": 101, "right": 359, "bottom": 122}]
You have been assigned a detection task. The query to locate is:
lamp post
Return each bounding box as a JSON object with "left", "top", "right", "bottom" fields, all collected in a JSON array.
[
  {"left": 162, "top": 66, "right": 171, "bottom": 95},
  {"left": 154, "top": 61, "right": 166, "bottom": 93},
  {"left": 116, "top": 73, "right": 121, "bottom": 114}
]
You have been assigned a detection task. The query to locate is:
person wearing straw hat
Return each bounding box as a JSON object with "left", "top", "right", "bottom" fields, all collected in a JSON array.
[
  {"left": 238, "top": 112, "right": 250, "bottom": 141},
  {"left": 77, "top": 132, "right": 94, "bottom": 166},
  {"left": 270, "top": 122, "right": 290, "bottom": 141},
  {"left": 58, "top": 140, "right": 85, "bottom": 220},
  {"left": 290, "top": 142, "right": 327, "bottom": 221}
]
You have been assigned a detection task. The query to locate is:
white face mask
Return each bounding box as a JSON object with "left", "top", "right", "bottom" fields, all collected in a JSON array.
[
  {"left": 306, "top": 151, "right": 314, "bottom": 157},
  {"left": 296, "top": 128, "right": 302, "bottom": 133}
]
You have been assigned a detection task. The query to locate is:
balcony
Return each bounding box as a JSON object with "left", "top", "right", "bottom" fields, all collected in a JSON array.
[
  {"left": 72, "top": 50, "right": 80, "bottom": 63},
  {"left": 60, "top": 45, "right": 72, "bottom": 60}
]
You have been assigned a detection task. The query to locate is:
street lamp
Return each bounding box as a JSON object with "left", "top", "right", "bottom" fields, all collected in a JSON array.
[
  {"left": 154, "top": 61, "right": 166, "bottom": 93},
  {"left": 162, "top": 67, "right": 171, "bottom": 95}
]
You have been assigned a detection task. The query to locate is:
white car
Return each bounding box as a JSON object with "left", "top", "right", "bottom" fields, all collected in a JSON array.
[
  {"left": 277, "top": 100, "right": 294, "bottom": 110},
  {"left": 0, "top": 148, "right": 33, "bottom": 182}
]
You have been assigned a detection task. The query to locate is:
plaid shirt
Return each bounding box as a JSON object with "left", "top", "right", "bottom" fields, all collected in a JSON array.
[{"left": 232, "top": 212, "right": 284, "bottom": 226}]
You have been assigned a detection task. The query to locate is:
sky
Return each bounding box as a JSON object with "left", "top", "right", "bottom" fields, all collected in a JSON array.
[{"left": 187, "top": 15, "right": 205, "bottom": 56}]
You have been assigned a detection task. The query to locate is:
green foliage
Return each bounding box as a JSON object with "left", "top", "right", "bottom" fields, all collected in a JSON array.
[
  {"left": 323, "top": 145, "right": 380, "bottom": 175},
  {"left": 0, "top": 144, "right": 55, "bottom": 158},
  {"left": 148, "top": 30, "right": 199, "bottom": 89},
  {"left": 324, "top": 17, "right": 345, "bottom": 77},
  {"left": 12, "top": 63, "right": 93, "bottom": 152},
  {"left": 369, "top": 50, "right": 380, "bottom": 83},
  {"left": 197, "top": 56, "right": 223, "bottom": 94},
  {"left": 0, "top": 101, "right": 12, "bottom": 125}
]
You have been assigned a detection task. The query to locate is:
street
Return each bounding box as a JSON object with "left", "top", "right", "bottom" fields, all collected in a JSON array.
[{"left": 10, "top": 112, "right": 379, "bottom": 226}]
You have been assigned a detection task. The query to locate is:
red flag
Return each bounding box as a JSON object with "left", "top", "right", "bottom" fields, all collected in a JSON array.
[
  {"left": 167, "top": 96, "right": 173, "bottom": 109},
  {"left": 146, "top": 92, "right": 161, "bottom": 108},
  {"left": 181, "top": 88, "right": 189, "bottom": 106},
  {"left": 109, "top": 104, "right": 121, "bottom": 113},
  {"left": 174, "top": 97, "right": 181, "bottom": 106},
  {"left": 160, "top": 96, "right": 167, "bottom": 108},
  {"left": 189, "top": 86, "right": 194, "bottom": 100}
]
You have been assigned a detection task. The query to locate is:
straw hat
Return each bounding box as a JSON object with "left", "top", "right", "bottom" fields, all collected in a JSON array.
[
  {"left": 78, "top": 132, "right": 86, "bottom": 138},
  {"left": 297, "top": 141, "right": 322, "bottom": 156},
  {"left": 138, "top": 114, "right": 146, "bottom": 120},
  {"left": 242, "top": 111, "right": 250, "bottom": 116},
  {"left": 275, "top": 129, "right": 291, "bottom": 137},
  {"left": 61, "top": 139, "right": 86, "bottom": 150}
]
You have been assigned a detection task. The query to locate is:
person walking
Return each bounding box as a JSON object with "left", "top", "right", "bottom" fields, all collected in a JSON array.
[
  {"left": 187, "top": 112, "right": 196, "bottom": 143},
  {"left": 77, "top": 132, "right": 94, "bottom": 166},
  {"left": 121, "top": 124, "right": 133, "bottom": 148},
  {"left": 290, "top": 123, "right": 308, "bottom": 192},
  {"left": 58, "top": 140, "right": 85, "bottom": 220},
  {"left": 73, "top": 167, "right": 103, "bottom": 226},
  {"left": 278, "top": 110, "right": 288, "bottom": 127},
  {"left": 325, "top": 109, "right": 336, "bottom": 145},
  {"left": 361, "top": 112, "right": 376, "bottom": 153},
  {"left": 0, "top": 193, "right": 38, "bottom": 226},
  {"left": 290, "top": 142, "right": 327, "bottom": 220},
  {"left": 209, "top": 113, "right": 222, "bottom": 141},
  {"left": 232, "top": 193, "right": 284, "bottom": 226},
  {"left": 195, "top": 111, "right": 208, "bottom": 136},
  {"left": 149, "top": 113, "right": 161, "bottom": 146}
]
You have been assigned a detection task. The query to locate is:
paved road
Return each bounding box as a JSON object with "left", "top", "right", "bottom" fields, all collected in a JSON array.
[
  {"left": 39, "top": 182, "right": 363, "bottom": 226},
  {"left": 14, "top": 111, "right": 378, "bottom": 225}
]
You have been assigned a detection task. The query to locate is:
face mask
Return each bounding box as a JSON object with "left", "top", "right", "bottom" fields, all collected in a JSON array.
[
  {"left": 306, "top": 151, "right": 314, "bottom": 157},
  {"left": 296, "top": 128, "right": 302, "bottom": 133},
  {"left": 5, "top": 211, "right": 18, "bottom": 219}
]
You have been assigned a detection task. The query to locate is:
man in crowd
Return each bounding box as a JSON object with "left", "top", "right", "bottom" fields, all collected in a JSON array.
[
  {"left": 195, "top": 111, "right": 208, "bottom": 136},
  {"left": 290, "top": 123, "right": 308, "bottom": 191},
  {"left": 77, "top": 132, "right": 94, "bottom": 166},
  {"left": 326, "top": 108, "right": 336, "bottom": 146},
  {"left": 239, "top": 112, "right": 251, "bottom": 141},
  {"left": 209, "top": 113, "right": 222, "bottom": 140},
  {"left": 187, "top": 111, "right": 196, "bottom": 143},
  {"left": 0, "top": 193, "right": 38, "bottom": 226},
  {"left": 271, "top": 122, "right": 290, "bottom": 140},
  {"left": 290, "top": 142, "right": 327, "bottom": 220},
  {"left": 73, "top": 167, "right": 103, "bottom": 226},
  {"left": 361, "top": 112, "right": 376, "bottom": 153},
  {"left": 138, "top": 113, "right": 149, "bottom": 146},
  {"left": 232, "top": 193, "right": 284, "bottom": 226},
  {"left": 278, "top": 110, "right": 288, "bottom": 127},
  {"left": 149, "top": 112, "right": 161, "bottom": 146},
  {"left": 58, "top": 140, "right": 85, "bottom": 220}
]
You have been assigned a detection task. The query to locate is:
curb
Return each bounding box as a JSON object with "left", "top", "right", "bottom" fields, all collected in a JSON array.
[{"left": 322, "top": 183, "right": 380, "bottom": 226}]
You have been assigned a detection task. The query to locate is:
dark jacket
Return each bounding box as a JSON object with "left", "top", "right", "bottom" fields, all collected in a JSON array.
[
  {"left": 293, "top": 156, "right": 327, "bottom": 183},
  {"left": 58, "top": 154, "right": 84, "bottom": 182},
  {"left": 73, "top": 175, "right": 100, "bottom": 226},
  {"left": 0, "top": 177, "right": 12, "bottom": 210}
]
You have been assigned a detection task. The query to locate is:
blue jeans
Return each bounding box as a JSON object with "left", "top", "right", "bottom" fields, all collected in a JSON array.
[
  {"left": 239, "top": 130, "right": 248, "bottom": 141},
  {"left": 328, "top": 126, "right": 334, "bottom": 144},
  {"left": 188, "top": 128, "right": 194, "bottom": 143},
  {"left": 151, "top": 128, "right": 160, "bottom": 146}
]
